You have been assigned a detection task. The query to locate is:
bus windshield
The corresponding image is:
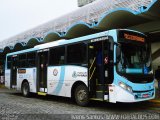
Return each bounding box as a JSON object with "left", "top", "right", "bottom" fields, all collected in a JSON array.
[{"left": 117, "top": 43, "right": 152, "bottom": 75}]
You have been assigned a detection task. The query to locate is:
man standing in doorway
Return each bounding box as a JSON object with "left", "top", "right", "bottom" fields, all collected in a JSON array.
[{"left": 155, "top": 66, "right": 160, "bottom": 91}]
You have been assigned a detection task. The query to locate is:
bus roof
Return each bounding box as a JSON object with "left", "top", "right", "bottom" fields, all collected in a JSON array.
[
  {"left": 34, "top": 29, "right": 145, "bottom": 50},
  {"left": 7, "top": 47, "right": 38, "bottom": 56},
  {"left": 34, "top": 30, "right": 110, "bottom": 49},
  {"left": 7, "top": 30, "right": 111, "bottom": 56},
  {"left": 6, "top": 29, "right": 145, "bottom": 56}
]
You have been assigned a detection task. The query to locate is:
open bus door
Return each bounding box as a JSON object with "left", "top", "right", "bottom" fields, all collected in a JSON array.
[
  {"left": 88, "top": 39, "right": 113, "bottom": 101},
  {"left": 37, "top": 49, "right": 48, "bottom": 94}
]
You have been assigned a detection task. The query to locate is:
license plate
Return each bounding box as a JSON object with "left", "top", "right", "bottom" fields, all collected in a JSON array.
[{"left": 142, "top": 94, "right": 149, "bottom": 98}]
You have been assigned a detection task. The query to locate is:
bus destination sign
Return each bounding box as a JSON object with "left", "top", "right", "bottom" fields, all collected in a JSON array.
[
  {"left": 124, "top": 33, "right": 145, "bottom": 42},
  {"left": 118, "top": 30, "right": 146, "bottom": 43}
]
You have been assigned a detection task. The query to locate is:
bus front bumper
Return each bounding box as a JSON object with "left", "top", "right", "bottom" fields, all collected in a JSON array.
[{"left": 109, "top": 85, "right": 155, "bottom": 103}]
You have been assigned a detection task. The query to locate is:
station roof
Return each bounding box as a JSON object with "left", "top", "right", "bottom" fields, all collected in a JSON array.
[{"left": 0, "top": 0, "right": 159, "bottom": 54}]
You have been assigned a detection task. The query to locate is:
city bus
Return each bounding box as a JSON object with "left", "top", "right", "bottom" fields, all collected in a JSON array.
[{"left": 5, "top": 29, "right": 155, "bottom": 106}]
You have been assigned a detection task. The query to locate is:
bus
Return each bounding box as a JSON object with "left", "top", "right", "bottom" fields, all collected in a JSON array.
[{"left": 5, "top": 29, "right": 155, "bottom": 106}]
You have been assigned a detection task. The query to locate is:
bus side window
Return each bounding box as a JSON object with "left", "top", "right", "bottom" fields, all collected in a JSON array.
[
  {"left": 27, "top": 52, "right": 36, "bottom": 67},
  {"left": 49, "top": 46, "right": 65, "bottom": 66},
  {"left": 18, "top": 54, "right": 27, "bottom": 68},
  {"left": 67, "top": 43, "right": 87, "bottom": 65}
]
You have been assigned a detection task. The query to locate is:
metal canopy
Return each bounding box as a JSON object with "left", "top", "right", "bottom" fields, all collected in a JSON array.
[{"left": 0, "top": 0, "right": 159, "bottom": 54}]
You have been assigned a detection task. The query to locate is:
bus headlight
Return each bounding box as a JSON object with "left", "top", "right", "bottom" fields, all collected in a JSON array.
[{"left": 119, "top": 82, "right": 132, "bottom": 93}]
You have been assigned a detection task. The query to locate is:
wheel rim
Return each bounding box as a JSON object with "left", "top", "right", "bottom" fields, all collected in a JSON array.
[
  {"left": 77, "top": 90, "right": 87, "bottom": 102},
  {"left": 23, "top": 84, "right": 28, "bottom": 96}
]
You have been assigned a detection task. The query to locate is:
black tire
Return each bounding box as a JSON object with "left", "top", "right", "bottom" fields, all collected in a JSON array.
[
  {"left": 74, "top": 84, "right": 89, "bottom": 106},
  {"left": 22, "top": 82, "right": 30, "bottom": 97}
]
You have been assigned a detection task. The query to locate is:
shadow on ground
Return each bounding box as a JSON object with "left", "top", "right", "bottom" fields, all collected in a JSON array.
[{"left": 10, "top": 92, "right": 153, "bottom": 113}]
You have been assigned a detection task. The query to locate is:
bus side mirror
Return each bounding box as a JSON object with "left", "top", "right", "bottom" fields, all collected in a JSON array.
[{"left": 116, "top": 46, "right": 121, "bottom": 63}]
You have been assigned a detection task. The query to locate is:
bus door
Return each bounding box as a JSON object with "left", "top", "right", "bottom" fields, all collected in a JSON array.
[
  {"left": 37, "top": 49, "right": 48, "bottom": 93},
  {"left": 11, "top": 55, "right": 18, "bottom": 88},
  {"left": 88, "top": 40, "right": 111, "bottom": 99}
]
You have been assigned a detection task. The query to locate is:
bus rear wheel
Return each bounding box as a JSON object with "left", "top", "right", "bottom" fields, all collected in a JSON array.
[
  {"left": 74, "top": 84, "right": 89, "bottom": 106},
  {"left": 22, "top": 82, "right": 30, "bottom": 97}
]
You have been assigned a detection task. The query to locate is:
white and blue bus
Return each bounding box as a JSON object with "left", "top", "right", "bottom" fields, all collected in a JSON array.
[{"left": 5, "top": 29, "right": 155, "bottom": 106}]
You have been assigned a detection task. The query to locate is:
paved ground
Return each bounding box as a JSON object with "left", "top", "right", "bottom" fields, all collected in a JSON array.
[{"left": 0, "top": 87, "right": 160, "bottom": 120}]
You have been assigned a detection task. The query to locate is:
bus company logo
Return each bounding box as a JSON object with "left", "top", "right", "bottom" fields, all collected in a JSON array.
[
  {"left": 72, "top": 71, "right": 87, "bottom": 78},
  {"left": 72, "top": 71, "right": 77, "bottom": 78},
  {"left": 53, "top": 69, "right": 58, "bottom": 76}
]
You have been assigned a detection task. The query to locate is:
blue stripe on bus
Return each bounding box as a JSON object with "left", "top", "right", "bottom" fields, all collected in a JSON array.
[{"left": 53, "top": 66, "right": 65, "bottom": 95}]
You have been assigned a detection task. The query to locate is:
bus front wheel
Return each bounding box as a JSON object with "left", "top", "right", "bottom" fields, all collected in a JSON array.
[
  {"left": 22, "top": 82, "right": 30, "bottom": 97},
  {"left": 74, "top": 84, "right": 89, "bottom": 106}
]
